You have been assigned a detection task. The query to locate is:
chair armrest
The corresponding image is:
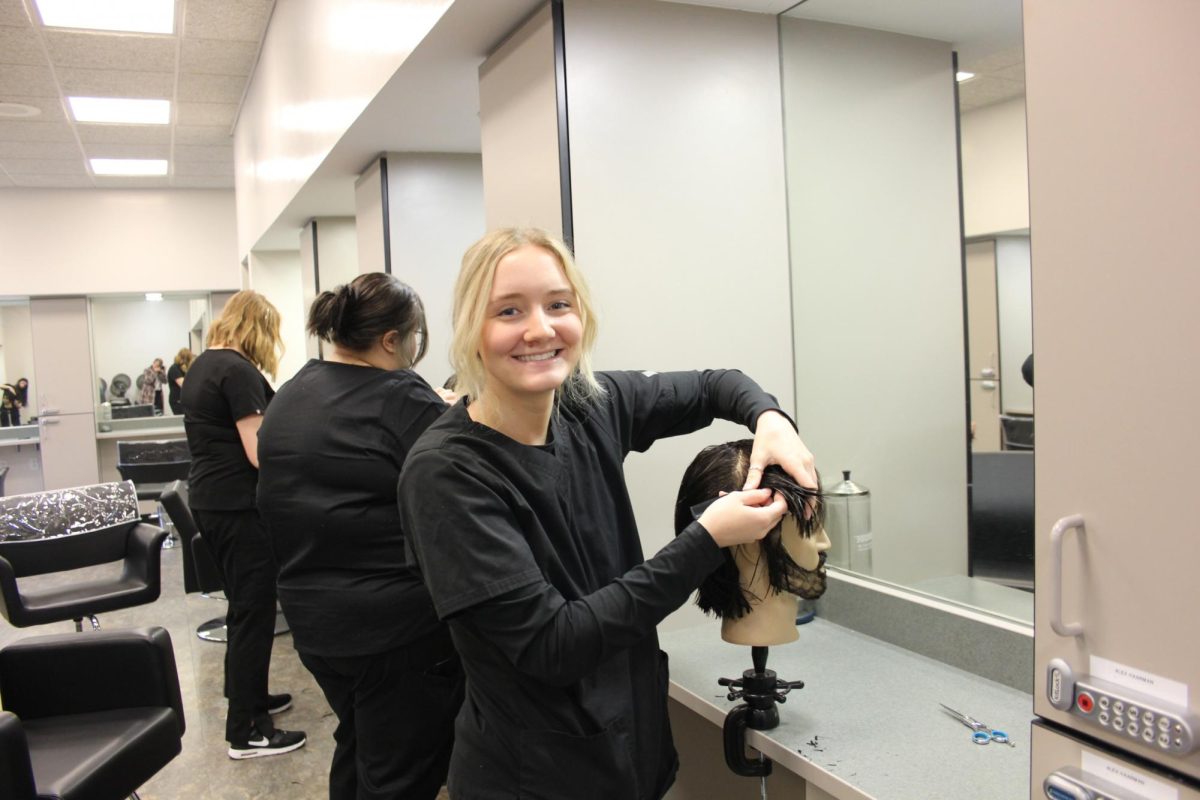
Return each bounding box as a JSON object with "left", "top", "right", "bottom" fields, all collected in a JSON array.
[
  {"left": 0, "top": 711, "right": 36, "bottom": 800},
  {"left": 0, "top": 627, "right": 184, "bottom": 737},
  {"left": 121, "top": 523, "right": 169, "bottom": 590},
  {"left": 0, "top": 557, "right": 21, "bottom": 626}
]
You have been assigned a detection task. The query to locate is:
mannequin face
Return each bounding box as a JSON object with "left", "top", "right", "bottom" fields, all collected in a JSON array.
[
  {"left": 780, "top": 516, "right": 831, "bottom": 572},
  {"left": 478, "top": 245, "right": 582, "bottom": 401}
]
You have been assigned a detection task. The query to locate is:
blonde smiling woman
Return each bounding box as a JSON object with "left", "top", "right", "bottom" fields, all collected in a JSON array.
[{"left": 398, "top": 228, "right": 818, "bottom": 800}]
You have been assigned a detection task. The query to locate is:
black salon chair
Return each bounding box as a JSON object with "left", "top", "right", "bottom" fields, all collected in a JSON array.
[
  {"left": 0, "top": 482, "right": 168, "bottom": 631},
  {"left": 0, "top": 626, "right": 185, "bottom": 800},
  {"left": 158, "top": 481, "right": 288, "bottom": 643},
  {"left": 968, "top": 451, "right": 1034, "bottom": 588},
  {"left": 115, "top": 440, "right": 190, "bottom": 503}
]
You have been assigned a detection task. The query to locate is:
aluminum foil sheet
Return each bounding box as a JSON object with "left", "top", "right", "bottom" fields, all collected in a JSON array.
[
  {"left": 117, "top": 439, "right": 191, "bottom": 465},
  {"left": 0, "top": 481, "right": 139, "bottom": 542}
]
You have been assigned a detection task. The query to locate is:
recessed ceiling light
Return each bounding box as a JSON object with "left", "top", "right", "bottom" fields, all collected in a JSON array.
[
  {"left": 956, "top": 71, "right": 977, "bottom": 83},
  {"left": 0, "top": 102, "right": 42, "bottom": 118},
  {"left": 90, "top": 158, "right": 168, "bottom": 176},
  {"left": 35, "top": 0, "right": 174, "bottom": 34},
  {"left": 69, "top": 97, "right": 170, "bottom": 125},
  {"left": 145, "top": 293, "right": 164, "bottom": 302}
]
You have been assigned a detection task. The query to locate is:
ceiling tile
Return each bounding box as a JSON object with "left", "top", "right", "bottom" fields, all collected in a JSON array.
[
  {"left": 43, "top": 30, "right": 177, "bottom": 72},
  {"left": 0, "top": 0, "right": 32, "bottom": 27},
  {"left": 57, "top": 67, "right": 174, "bottom": 98},
  {"left": 176, "top": 102, "right": 238, "bottom": 127},
  {"left": 76, "top": 123, "right": 172, "bottom": 145},
  {"left": 11, "top": 174, "right": 94, "bottom": 188},
  {"left": 992, "top": 62, "right": 1026, "bottom": 83},
  {"left": 1, "top": 157, "right": 86, "bottom": 175},
  {"left": 175, "top": 125, "right": 231, "bottom": 145},
  {"left": 0, "top": 95, "right": 66, "bottom": 121},
  {"left": 0, "top": 120, "right": 76, "bottom": 142},
  {"left": 0, "top": 25, "right": 47, "bottom": 65},
  {"left": 0, "top": 64, "right": 58, "bottom": 96},
  {"left": 174, "top": 159, "right": 233, "bottom": 177},
  {"left": 180, "top": 37, "right": 258, "bottom": 76},
  {"left": 174, "top": 144, "right": 232, "bottom": 162},
  {"left": 0, "top": 140, "right": 81, "bottom": 159},
  {"left": 83, "top": 143, "right": 170, "bottom": 159},
  {"left": 173, "top": 175, "right": 235, "bottom": 188},
  {"left": 177, "top": 72, "right": 247, "bottom": 103},
  {"left": 94, "top": 175, "right": 171, "bottom": 188},
  {"left": 184, "top": 0, "right": 273, "bottom": 42},
  {"left": 959, "top": 76, "right": 1024, "bottom": 112}
]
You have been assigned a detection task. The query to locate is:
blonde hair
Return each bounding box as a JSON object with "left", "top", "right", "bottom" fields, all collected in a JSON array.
[
  {"left": 451, "top": 228, "right": 601, "bottom": 405},
  {"left": 174, "top": 347, "right": 195, "bottom": 373},
  {"left": 207, "top": 291, "right": 283, "bottom": 378}
]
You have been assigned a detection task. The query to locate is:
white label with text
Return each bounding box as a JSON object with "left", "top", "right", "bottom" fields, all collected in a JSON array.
[
  {"left": 1091, "top": 655, "right": 1189, "bottom": 709},
  {"left": 1081, "top": 751, "right": 1178, "bottom": 800}
]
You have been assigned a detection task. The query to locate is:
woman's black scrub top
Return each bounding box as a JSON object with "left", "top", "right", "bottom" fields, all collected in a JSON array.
[{"left": 398, "top": 369, "right": 786, "bottom": 800}]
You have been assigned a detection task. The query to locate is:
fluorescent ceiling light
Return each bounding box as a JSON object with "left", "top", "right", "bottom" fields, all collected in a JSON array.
[
  {"left": 69, "top": 97, "right": 170, "bottom": 125},
  {"left": 36, "top": 0, "right": 174, "bottom": 34},
  {"left": 90, "top": 158, "right": 168, "bottom": 176},
  {"left": 956, "top": 71, "right": 977, "bottom": 83},
  {"left": 145, "top": 293, "right": 164, "bottom": 302}
]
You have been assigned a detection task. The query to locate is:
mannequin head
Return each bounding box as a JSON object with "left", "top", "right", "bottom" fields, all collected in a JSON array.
[{"left": 675, "top": 439, "right": 830, "bottom": 645}]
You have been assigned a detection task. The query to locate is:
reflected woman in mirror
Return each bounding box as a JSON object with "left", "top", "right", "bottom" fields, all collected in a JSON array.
[
  {"left": 0, "top": 380, "right": 22, "bottom": 427},
  {"left": 139, "top": 358, "right": 166, "bottom": 412},
  {"left": 182, "top": 290, "right": 307, "bottom": 760},
  {"left": 675, "top": 439, "right": 829, "bottom": 646},
  {"left": 258, "top": 273, "right": 462, "bottom": 800},
  {"left": 397, "top": 227, "right": 819, "bottom": 800},
  {"left": 168, "top": 348, "right": 194, "bottom": 415}
]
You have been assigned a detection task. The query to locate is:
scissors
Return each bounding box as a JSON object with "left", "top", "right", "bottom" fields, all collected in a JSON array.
[{"left": 940, "top": 704, "right": 1014, "bottom": 746}]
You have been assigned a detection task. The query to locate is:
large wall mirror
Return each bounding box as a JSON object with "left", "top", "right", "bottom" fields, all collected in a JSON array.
[
  {"left": 89, "top": 293, "right": 212, "bottom": 434},
  {"left": 0, "top": 297, "right": 42, "bottom": 496},
  {"left": 778, "top": 0, "right": 1032, "bottom": 621}
]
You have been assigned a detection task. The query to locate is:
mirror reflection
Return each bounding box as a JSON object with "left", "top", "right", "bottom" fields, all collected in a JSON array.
[
  {"left": 778, "top": 0, "right": 1031, "bottom": 621},
  {"left": 0, "top": 298, "right": 42, "bottom": 496},
  {"left": 90, "top": 293, "right": 210, "bottom": 433}
]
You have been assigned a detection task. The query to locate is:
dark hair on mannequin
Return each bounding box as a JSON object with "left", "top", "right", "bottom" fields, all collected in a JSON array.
[
  {"left": 307, "top": 272, "right": 428, "bottom": 365},
  {"left": 674, "top": 439, "right": 825, "bottom": 619}
]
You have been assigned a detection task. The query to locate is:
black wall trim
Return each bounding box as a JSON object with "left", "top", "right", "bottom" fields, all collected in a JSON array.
[
  {"left": 379, "top": 157, "right": 392, "bottom": 275},
  {"left": 310, "top": 219, "right": 323, "bottom": 359},
  {"left": 551, "top": 0, "right": 574, "bottom": 250},
  {"left": 952, "top": 51, "right": 975, "bottom": 575}
]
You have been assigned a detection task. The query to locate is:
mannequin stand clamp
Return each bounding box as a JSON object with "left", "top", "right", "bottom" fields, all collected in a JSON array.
[{"left": 719, "top": 645, "right": 804, "bottom": 795}]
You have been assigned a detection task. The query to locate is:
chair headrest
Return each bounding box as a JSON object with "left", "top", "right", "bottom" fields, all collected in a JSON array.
[{"left": 0, "top": 481, "right": 139, "bottom": 542}]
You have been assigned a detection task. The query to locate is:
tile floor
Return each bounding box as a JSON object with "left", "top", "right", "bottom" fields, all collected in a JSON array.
[{"left": 0, "top": 545, "right": 451, "bottom": 800}]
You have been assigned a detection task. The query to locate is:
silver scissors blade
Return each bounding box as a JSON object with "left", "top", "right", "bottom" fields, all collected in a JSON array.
[{"left": 940, "top": 703, "right": 984, "bottom": 730}]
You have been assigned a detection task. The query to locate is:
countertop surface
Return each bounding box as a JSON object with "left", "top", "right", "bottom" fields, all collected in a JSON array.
[{"left": 662, "top": 617, "right": 1032, "bottom": 800}]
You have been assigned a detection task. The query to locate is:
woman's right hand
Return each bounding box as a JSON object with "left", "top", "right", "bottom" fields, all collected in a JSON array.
[{"left": 698, "top": 488, "right": 788, "bottom": 549}]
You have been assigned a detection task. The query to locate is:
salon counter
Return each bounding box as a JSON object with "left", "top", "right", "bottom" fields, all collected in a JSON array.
[{"left": 662, "top": 618, "right": 1031, "bottom": 800}]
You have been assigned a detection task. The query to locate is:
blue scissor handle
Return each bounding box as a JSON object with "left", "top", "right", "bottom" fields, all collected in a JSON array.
[{"left": 972, "top": 731, "right": 991, "bottom": 745}]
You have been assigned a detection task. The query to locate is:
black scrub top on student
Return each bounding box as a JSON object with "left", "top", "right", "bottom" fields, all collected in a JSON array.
[
  {"left": 167, "top": 362, "right": 185, "bottom": 409},
  {"left": 398, "top": 369, "right": 788, "bottom": 800},
  {"left": 182, "top": 348, "right": 273, "bottom": 511},
  {"left": 256, "top": 359, "right": 447, "bottom": 657}
]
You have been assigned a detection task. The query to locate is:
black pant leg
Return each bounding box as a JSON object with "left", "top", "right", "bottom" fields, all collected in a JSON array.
[
  {"left": 193, "top": 508, "right": 279, "bottom": 743},
  {"left": 298, "top": 631, "right": 462, "bottom": 800},
  {"left": 298, "top": 651, "right": 359, "bottom": 800}
]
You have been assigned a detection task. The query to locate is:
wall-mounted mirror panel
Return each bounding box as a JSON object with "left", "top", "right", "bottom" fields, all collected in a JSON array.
[
  {"left": 89, "top": 293, "right": 211, "bottom": 435},
  {"left": 778, "top": 0, "right": 1032, "bottom": 622},
  {"left": 0, "top": 298, "right": 43, "bottom": 496}
]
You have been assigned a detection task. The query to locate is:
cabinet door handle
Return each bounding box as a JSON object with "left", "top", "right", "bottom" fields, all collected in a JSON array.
[
  {"left": 1049, "top": 514, "right": 1086, "bottom": 637},
  {"left": 40, "top": 407, "right": 60, "bottom": 416},
  {"left": 40, "top": 418, "right": 61, "bottom": 426}
]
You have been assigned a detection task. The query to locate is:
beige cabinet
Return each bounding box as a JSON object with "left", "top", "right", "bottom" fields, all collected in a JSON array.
[{"left": 30, "top": 297, "right": 99, "bottom": 489}]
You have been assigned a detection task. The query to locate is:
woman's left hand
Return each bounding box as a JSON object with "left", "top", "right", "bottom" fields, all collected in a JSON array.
[{"left": 742, "top": 410, "right": 818, "bottom": 491}]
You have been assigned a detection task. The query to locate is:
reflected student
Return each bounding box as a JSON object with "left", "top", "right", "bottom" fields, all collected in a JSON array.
[{"left": 398, "top": 227, "right": 819, "bottom": 799}]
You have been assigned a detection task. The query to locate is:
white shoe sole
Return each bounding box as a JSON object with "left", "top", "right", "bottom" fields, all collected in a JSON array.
[
  {"left": 227, "top": 738, "right": 306, "bottom": 760},
  {"left": 268, "top": 699, "right": 291, "bottom": 714}
]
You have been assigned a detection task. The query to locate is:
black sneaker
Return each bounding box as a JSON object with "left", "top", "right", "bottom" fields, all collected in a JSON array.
[
  {"left": 267, "top": 692, "right": 292, "bottom": 715},
  {"left": 228, "top": 728, "right": 307, "bottom": 760}
]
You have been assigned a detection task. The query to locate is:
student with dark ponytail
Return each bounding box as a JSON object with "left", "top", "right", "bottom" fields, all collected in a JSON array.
[{"left": 257, "top": 273, "right": 463, "bottom": 800}]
